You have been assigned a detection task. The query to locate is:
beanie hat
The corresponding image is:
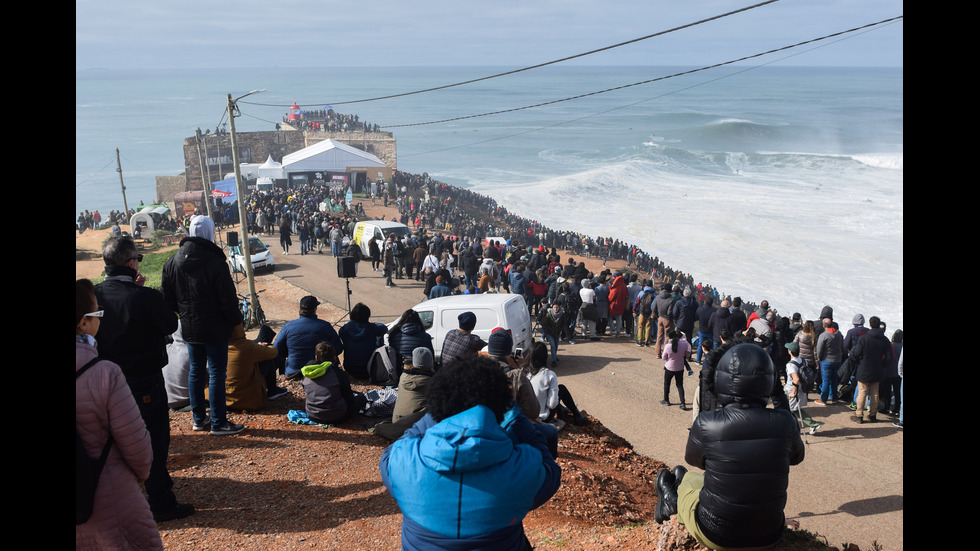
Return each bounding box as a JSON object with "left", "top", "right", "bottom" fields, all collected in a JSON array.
[
  {"left": 458, "top": 311, "right": 477, "bottom": 331},
  {"left": 852, "top": 314, "right": 865, "bottom": 326},
  {"left": 412, "top": 347, "right": 434, "bottom": 368},
  {"left": 487, "top": 328, "right": 513, "bottom": 357}
]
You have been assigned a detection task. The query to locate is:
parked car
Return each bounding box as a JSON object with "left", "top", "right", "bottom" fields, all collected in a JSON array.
[
  {"left": 388, "top": 293, "right": 532, "bottom": 362},
  {"left": 229, "top": 235, "right": 275, "bottom": 273}
]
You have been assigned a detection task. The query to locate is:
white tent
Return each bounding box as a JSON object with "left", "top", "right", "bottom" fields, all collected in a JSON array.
[
  {"left": 258, "top": 155, "right": 285, "bottom": 179},
  {"left": 281, "top": 139, "right": 386, "bottom": 173}
]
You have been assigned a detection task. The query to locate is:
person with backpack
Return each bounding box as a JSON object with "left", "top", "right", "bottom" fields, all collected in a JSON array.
[
  {"left": 634, "top": 281, "right": 656, "bottom": 347},
  {"left": 784, "top": 342, "right": 822, "bottom": 434},
  {"left": 76, "top": 279, "right": 162, "bottom": 549}
]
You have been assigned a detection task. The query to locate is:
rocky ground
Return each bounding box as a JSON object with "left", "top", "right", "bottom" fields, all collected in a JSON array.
[{"left": 76, "top": 215, "right": 841, "bottom": 551}]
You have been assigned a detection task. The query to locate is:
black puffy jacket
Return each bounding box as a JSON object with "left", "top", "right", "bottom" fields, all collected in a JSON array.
[{"left": 685, "top": 344, "right": 805, "bottom": 549}]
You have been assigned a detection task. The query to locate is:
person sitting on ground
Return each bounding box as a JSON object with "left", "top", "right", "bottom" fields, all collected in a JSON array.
[
  {"left": 388, "top": 309, "right": 435, "bottom": 370},
  {"left": 655, "top": 343, "right": 805, "bottom": 550},
  {"left": 302, "top": 342, "right": 366, "bottom": 425},
  {"left": 338, "top": 302, "right": 389, "bottom": 380},
  {"left": 440, "top": 311, "right": 487, "bottom": 368},
  {"left": 486, "top": 328, "right": 540, "bottom": 423},
  {"left": 223, "top": 322, "right": 279, "bottom": 411},
  {"left": 162, "top": 321, "right": 191, "bottom": 411},
  {"left": 274, "top": 296, "right": 344, "bottom": 380},
  {"left": 523, "top": 341, "right": 589, "bottom": 427},
  {"left": 369, "top": 347, "right": 438, "bottom": 441},
  {"left": 379, "top": 357, "right": 562, "bottom": 550}
]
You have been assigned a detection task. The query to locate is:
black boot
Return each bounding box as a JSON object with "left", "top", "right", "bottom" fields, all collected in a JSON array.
[{"left": 655, "top": 468, "right": 678, "bottom": 523}]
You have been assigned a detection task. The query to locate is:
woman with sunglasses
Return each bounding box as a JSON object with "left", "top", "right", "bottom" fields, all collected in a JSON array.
[{"left": 76, "top": 279, "right": 162, "bottom": 549}]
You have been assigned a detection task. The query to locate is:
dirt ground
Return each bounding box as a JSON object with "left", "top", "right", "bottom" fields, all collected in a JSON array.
[{"left": 75, "top": 218, "right": 836, "bottom": 551}]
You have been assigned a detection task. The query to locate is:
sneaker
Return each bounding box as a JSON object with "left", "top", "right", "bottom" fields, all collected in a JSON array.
[
  {"left": 660, "top": 399, "right": 671, "bottom": 406},
  {"left": 210, "top": 422, "right": 245, "bottom": 436},
  {"left": 268, "top": 387, "right": 289, "bottom": 400},
  {"left": 812, "top": 399, "right": 827, "bottom": 406},
  {"left": 847, "top": 403, "right": 857, "bottom": 411},
  {"left": 192, "top": 414, "right": 211, "bottom": 431},
  {"left": 809, "top": 424, "right": 821, "bottom": 435},
  {"left": 153, "top": 502, "right": 195, "bottom": 523},
  {"left": 549, "top": 418, "right": 566, "bottom": 430},
  {"left": 568, "top": 339, "right": 576, "bottom": 345},
  {"left": 893, "top": 421, "right": 903, "bottom": 428}
]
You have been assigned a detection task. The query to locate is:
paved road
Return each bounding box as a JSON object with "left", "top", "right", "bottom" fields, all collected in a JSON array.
[{"left": 269, "top": 247, "right": 903, "bottom": 551}]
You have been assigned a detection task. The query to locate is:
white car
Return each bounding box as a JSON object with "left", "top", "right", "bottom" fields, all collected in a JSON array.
[
  {"left": 387, "top": 294, "right": 533, "bottom": 362},
  {"left": 229, "top": 236, "right": 275, "bottom": 273}
]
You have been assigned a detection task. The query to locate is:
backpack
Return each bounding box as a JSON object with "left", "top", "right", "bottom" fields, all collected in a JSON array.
[
  {"left": 315, "top": 226, "right": 324, "bottom": 239},
  {"left": 796, "top": 358, "right": 817, "bottom": 393},
  {"left": 368, "top": 344, "right": 399, "bottom": 387},
  {"left": 639, "top": 292, "right": 655, "bottom": 316},
  {"left": 76, "top": 357, "right": 114, "bottom": 525}
]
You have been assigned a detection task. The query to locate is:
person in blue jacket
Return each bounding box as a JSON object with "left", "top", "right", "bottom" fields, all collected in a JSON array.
[
  {"left": 274, "top": 296, "right": 344, "bottom": 379},
  {"left": 380, "top": 357, "right": 561, "bottom": 551}
]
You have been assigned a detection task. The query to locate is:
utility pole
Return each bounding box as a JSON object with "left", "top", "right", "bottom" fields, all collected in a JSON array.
[
  {"left": 116, "top": 148, "right": 130, "bottom": 217},
  {"left": 227, "top": 90, "right": 266, "bottom": 328},
  {"left": 194, "top": 130, "right": 214, "bottom": 221}
]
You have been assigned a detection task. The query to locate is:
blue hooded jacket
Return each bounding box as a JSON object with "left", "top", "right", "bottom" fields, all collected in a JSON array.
[{"left": 380, "top": 405, "right": 560, "bottom": 550}]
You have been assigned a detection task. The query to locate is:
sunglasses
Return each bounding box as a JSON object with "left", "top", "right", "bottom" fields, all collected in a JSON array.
[
  {"left": 131, "top": 254, "right": 144, "bottom": 263},
  {"left": 85, "top": 310, "right": 104, "bottom": 318}
]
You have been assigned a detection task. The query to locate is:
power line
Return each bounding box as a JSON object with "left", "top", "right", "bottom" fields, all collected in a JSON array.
[
  {"left": 397, "top": 16, "right": 902, "bottom": 159},
  {"left": 241, "top": 0, "right": 782, "bottom": 109},
  {"left": 388, "top": 16, "right": 902, "bottom": 129}
]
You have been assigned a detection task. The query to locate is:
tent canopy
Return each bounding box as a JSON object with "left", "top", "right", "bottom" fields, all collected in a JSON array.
[
  {"left": 258, "top": 155, "right": 285, "bottom": 179},
  {"left": 281, "top": 139, "right": 386, "bottom": 173}
]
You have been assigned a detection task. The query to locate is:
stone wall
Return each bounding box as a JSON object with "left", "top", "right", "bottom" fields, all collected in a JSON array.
[
  {"left": 154, "top": 174, "right": 186, "bottom": 206},
  {"left": 178, "top": 129, "right": 397, "bottom": 192}
]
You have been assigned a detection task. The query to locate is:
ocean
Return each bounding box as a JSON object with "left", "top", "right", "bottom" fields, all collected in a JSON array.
[{"left": 75, "top": 65, "right": 903, "bottom": 329}]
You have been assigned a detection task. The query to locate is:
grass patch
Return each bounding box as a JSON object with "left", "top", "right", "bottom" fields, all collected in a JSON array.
[{"left": 90, "top": 248, "right": 179, "bottom": 290}]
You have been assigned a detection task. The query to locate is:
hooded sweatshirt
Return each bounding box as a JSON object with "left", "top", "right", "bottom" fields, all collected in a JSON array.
[{"left": 380, "top": 405, "right": 560, "bottom": 550}]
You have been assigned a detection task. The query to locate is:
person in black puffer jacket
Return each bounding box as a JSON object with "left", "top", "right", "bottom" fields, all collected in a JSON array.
[{"left": 657, "top": 344, "right": 804, "bottom": 550}]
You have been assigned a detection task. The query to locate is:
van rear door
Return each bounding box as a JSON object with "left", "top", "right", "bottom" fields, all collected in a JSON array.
[{"left": 504, "top": 296, "right": 532, "bottom": 352}]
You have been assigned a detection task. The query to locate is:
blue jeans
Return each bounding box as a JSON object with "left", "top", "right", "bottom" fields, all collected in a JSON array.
[
  {"left": 331, "top": 241, "right": 341, "bottom": 257},
  {"left": 186, "top": 340, "right": 230, "bottom": 427},
  {"left": 544, "top": 333, "right": 559, "bottom": 363},
  {"left": 899, "top": 377, "right": 903, "bottom": 424},
  {"left": 819, "top": 360, "right": 840, "bottom": 402},
  {"left": 609, "top": 315, "right": 623, "bottom": 335}
]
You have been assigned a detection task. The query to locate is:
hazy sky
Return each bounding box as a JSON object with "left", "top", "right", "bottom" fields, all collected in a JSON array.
[{"left": 76, "top": 1, "right": 902, "bottom": 70}]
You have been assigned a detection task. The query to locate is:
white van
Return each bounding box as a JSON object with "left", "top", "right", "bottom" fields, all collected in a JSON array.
[
  {"left": 396, "top": 294, "right": 533, "bottom": 362},
  {"left": 352, "top": 220, "right": 412, "bottom": 258}
]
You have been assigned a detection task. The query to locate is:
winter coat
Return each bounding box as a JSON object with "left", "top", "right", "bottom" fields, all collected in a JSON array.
[
  {"left": 273, "top": 315, "right": 345, "bottom": 377},
  {"left": 815, "top": 327, "right": 843, "bottom": 363},
  {"left": 392, "top": 369, "right": 433, "bottom": 422},
  {"left": 793, "top": 330, "right": 818, "bottom": 367},
  {"left": 380, "top": 406, "right": 560, "bottom": 551},
  {"left": 653, "top": 292, "right": 675, "bottom": 320},
  {"left": 389, "top": 322, "right": 435, "bottom": 368},
  {"left": 95, "top": 266, "right": 178, "bottom": 381},
  {"left": 708, "top": 306, "right": 731, "bottom": 342},
  {"left": 76, "top": 341, "right": 162, "bottom": 550},
  {"left": 672, "top": 296, "right": 698, "bottom": 335},
  {"left": 849, "top": 328, "right": 894, "bottom": 383},
  {"left": 302, "top": 360, "right": 354, "bottom": 423},
  {"left": 685, "top": 344, "right": 805, "bottom": 549},
  {"left": 339, "top": 320, "right": 389, "bottom": 379},
  {"left": 594, "top": 284, "right": 610, "bottom": 319},
  {"left": 607, "top": 275, "right": 628, "bottom": 317},
  {"left": 224, "top": 323, "right": 277, "bottom": 410},
  {"left": 161, "top": 237, "right": 242, "bottom": 344}
]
